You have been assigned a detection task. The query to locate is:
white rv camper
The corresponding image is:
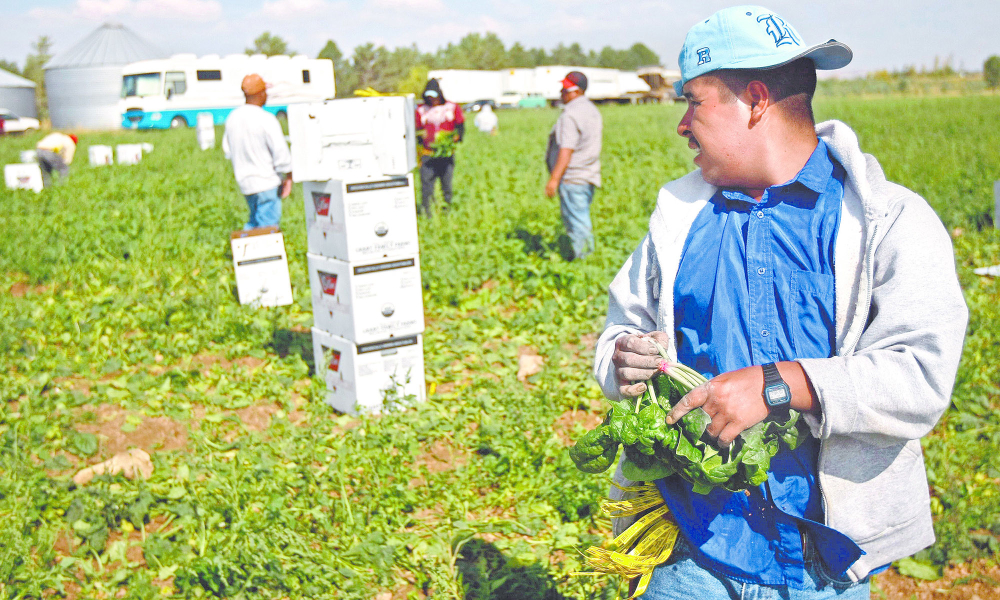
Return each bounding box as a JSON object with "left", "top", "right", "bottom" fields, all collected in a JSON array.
[{"left": 119, "top": 54, "right": 334, "bottom": 129}]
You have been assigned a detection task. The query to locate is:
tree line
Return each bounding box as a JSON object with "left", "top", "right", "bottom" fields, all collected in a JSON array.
[
  {"left": 246, "top": 31, "right": 661, "bottom": 98},
  {"left": 1, "top": 36, "right": 53, "bottom": 120}
]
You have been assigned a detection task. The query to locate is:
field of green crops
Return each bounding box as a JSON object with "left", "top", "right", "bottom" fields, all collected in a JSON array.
[{"left": 2, "top": 95, "right": 999, "bottom": 600}]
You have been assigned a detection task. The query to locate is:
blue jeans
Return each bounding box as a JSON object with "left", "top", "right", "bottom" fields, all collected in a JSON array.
[
  {"left": 558, "top": 182, "right": 595, "bottom": 259},
  {"left": 639, "top": 534, "right": 870, "bottom": 600},
  {"left": 244, "top": 186, "right": 282, "bottom": 229}
]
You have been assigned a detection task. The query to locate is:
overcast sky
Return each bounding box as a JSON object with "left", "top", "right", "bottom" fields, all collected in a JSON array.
[{"left": 2, "top": 0, "right": 997, "bottom": 77}]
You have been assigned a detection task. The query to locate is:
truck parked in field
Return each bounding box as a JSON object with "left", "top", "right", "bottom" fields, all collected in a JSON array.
[
  {"left": 119, "top": 54, "right": 335, "bottom": 129},
  {"left": 429, "top": 66, "right": 652, "bottom": 108},
  {"left": 426, "top": 69, "right": 503, "bottom": 106}
]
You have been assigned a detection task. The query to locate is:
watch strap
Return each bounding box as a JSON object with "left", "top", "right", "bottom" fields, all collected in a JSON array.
[
  {"left": 761, "top": 362, "right": 791, "bottom": 413},
  {"left": 762, "top": 362, "right": 782, "bottom": 387}
]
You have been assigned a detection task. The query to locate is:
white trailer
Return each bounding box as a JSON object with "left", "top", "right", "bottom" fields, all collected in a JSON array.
[
  {"left": 531, "top": 65, "right": 651, "bottom": 103},
  {"left": 426, "top": 69, "right": 503, "bottom": 104},
  {"left": 119, "top": 54, "right": 334, "bottom": 129}
]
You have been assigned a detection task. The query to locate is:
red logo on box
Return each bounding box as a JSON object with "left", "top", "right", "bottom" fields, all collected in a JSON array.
[
  {"left": 312, "top": 192, "right": 331, "bottom": 217},
  {"left": 318, "top": 271, "right": 337, "bottom": 295},
  {"left": 325, "top": 347, "right": 341, "bottom": 372}
]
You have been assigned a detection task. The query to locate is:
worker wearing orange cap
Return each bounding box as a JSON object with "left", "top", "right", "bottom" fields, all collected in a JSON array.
[
  {"left": 222, "top": 73, "right": 293, "bottom": 229},
  {"left": 35, "top": 132, "right": 78, "bottom": 188}
]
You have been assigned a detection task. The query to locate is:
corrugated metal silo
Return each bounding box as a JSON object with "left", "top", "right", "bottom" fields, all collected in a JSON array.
[
  {"left": 0, "top": 68, "right": 37, "bottom": 118},
  {"left": 45, "top": 22, "right": 164, "bottom": 130}
]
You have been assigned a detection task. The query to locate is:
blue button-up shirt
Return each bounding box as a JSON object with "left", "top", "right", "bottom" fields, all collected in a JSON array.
[{"left": 656, "top": 140, "right": 864, "bottom": 587}]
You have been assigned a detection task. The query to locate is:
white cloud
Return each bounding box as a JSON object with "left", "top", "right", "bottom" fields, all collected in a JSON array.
[
  {"left": 75, "top": 0, "right": 133, "bottom": 19},
  {"left": 369, "top": 0, "right": 444, "bottom": 11},
  {"left": 68, "top": 0, "right": 223, "bottom": 21},
  {"left": 259, "top": 0, "right": 328, "bottom": 19}
]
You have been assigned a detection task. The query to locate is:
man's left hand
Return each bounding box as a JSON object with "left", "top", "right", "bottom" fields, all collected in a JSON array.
[
  {"left": 665, "top": 366, "right": 769, "bottom": 446},
  {"left": 280, "top": 176, "right": 293, "bottom": 199},
  {"left": 545, "top": 179, "right": 558, "bottom": 198}
]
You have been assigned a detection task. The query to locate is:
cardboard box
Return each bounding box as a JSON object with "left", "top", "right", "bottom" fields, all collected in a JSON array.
[
  {"left": 307, "top": 253, "right": 424, "bottom": 343},
  {"left": 288, "top": 96, "right": 417, "bottom": 182},
  {"left": 89, "top": 145, "right": 113, "bottom": 166},
  {"left": 311, "top": 328, "right": 425, "bottom": 414},
  {"left": 116, "top": 144, "right": 142, "bottom": 165},
  {"left": 302, "top": 175, "right": 418, "bottom": 261},
  {"left": 4, "top": 163, "right": 43, "bottom": 192},
  {"left": 231, "top": 227, "right": 293, "bottom": 307}
]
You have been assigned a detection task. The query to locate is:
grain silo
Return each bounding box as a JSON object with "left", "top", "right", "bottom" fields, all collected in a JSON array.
[
  {"left": 0, "top": 68, "right": 37, "bottom": 118},
  {"left": 45, "top": 22, "right": 164, "bottom": 130}
]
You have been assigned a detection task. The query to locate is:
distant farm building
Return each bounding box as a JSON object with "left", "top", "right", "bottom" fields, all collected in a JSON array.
[
  {"left": 45, "top": 22, "right": 164, "bottom": 130},
  {"left": 0, "top": 68, "right": 37, "bottom": 118}
]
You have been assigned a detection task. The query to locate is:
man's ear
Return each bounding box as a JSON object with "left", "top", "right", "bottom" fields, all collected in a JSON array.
[{"left": 745, "top": 80, "right": 770, "bottom": 127}]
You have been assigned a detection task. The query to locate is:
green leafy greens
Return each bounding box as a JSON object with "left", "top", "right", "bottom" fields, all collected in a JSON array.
[{"left": 569, "top": 342, "right": 809, "bottom": 494}]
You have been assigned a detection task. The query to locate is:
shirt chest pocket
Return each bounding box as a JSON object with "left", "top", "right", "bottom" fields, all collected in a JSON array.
[{"left": 788, "top": 269, "right": 836, "bottom": 359}]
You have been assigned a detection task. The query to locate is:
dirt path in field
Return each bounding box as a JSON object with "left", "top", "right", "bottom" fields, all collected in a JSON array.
[{"left": 875, "top": 561, "right": 1000, "bottom": 599}]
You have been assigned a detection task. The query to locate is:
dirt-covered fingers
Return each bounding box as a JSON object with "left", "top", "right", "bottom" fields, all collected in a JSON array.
[
  {"left": 612, "top": 335, "right": 664, "bottom": 384},
  {"left": 619, "top": 381, "right": 648, "bottom": 398}
]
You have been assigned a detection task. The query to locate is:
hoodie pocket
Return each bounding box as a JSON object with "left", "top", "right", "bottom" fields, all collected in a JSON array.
[{"left": 789, "top": 269, "right": 836, "bottom": 358}]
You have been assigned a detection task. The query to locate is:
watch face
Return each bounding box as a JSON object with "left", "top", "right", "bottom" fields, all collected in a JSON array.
[{"left": 766, "top": 385, "right": 789, "bottom": 405}]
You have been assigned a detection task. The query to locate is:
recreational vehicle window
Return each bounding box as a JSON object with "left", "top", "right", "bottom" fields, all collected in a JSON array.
[
  {"left": 122, "top": 72, "right": 161, "bottom": 98},
  {"left": 197, "top": 70, "right": 222, "bottom": 81},
  {"left": 302, "top": 70, "right": 310, "bottom": 83},
  {"left": 165, "top": 72, "right": 186, "bottom": 97}
]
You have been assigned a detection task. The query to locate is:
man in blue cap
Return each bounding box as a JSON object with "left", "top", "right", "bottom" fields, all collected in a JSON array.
[{"left": 594, "top": 5, "right": 967, "bottom": 599}]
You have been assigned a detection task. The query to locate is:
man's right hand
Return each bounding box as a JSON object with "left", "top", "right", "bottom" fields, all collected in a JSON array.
[{"left": 612, "top": 332, "right": 671, "bottom": 397}]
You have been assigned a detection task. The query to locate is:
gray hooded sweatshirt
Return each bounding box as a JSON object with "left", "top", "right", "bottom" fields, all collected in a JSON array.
[{"left": 594, "top": 120, "right": 968, "bottom": 581}]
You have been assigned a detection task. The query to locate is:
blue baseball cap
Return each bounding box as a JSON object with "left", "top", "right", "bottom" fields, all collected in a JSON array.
[{"left": 674, "top": 5, "right": 852, "bottom": 96}]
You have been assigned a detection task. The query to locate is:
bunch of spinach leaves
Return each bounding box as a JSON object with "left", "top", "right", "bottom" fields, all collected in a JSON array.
[{"left": 570, "top": 361, "right": 809, "bottom": 494}]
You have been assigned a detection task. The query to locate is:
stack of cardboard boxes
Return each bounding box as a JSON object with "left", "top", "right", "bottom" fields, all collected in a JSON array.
[{"left": 288, "top": 96, "right": 424, "bottom": 414}]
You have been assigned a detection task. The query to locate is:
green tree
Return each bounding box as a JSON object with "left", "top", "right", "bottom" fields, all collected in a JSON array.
[
  {"left": 397, "top": 64, "right": 430, "bottom": 95},
  {"left": 438, "top": 33, "right": 507, "bottom": 70},
  {"left": 0, "top": 59, "right": 20, "bottom": 76},
  {"left": 22, "top": 36, "right": 52, "bottom": 121},
  {"left": 246, "top": 32, "right": 292, "bottom": 57},
  {"left": 506, "top": 42, "right": 536, "bottom": 68},
  {"left": 318, "top": 40, "right": 356, "bottom": 98},
  {"left": 984, "top": 55, "right": 1000, "bottom": 89},
  {"left": 627, "top": 43, "right": 660, "bottom": 69},
  {"left": 549, "top": 42, "right": 589, "bottom": 66}
]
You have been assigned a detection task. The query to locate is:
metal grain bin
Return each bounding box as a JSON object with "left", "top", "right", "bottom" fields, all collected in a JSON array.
[
  {"left": 44, "top": 22, "right": 163, "bottom": 130},
  {"left": 0, "top": 69, "right": 37, "bottom": 118}
]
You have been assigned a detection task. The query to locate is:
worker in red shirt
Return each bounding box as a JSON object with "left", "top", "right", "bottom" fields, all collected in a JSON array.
[{"left": 415, "top": 78, "right": 464, "bottom": 216}]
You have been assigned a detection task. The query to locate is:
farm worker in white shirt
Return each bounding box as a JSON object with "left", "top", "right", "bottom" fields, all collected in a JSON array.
[
  {"left": 36, "top": 132, "right": 77, "bottom": 187},
  {"left": 222, "top": 73, "right": 292, "bottom": 230},
  {"left": 474, "top": 104, "right": 498, "bottom": 135}
]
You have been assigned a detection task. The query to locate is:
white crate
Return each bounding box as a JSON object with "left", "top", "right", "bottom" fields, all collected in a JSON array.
[
  {"left": 311, "top": 328, "right": 425, "bottom": 414},
  {"left": 288, "top": 96, "right": 417, "bottom": 182},
  {"left": 197, "top": 113, "right": 215, "bottom": 150},
  {"left": 89, "top": 145, "right": 114, "bottom": 166},
  {"left": 197, "top": 128, "right": 215, "bottom": 150},
  {"left": 4, "top": 163, "right": 43, "bottom": 192},
  {"left": 116, "top": 144, "right": 143, "bottom": 165},
  {"left": 307, "top": 253, "right": 424, "bottom": 343},
  {"left": 19, "top": 150, "right": 37, "bottom": 163},
  {"left": 302, "top": 175, "right": 418, "bottom": 261},
  {"left": 231, "top": 227, "right": 293, "bottom": 307},
  {"left": 141, "top": 142, "right": 154, "bottom": 154}
]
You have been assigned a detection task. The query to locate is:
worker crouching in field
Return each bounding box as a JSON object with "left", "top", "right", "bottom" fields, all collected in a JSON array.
[
  {"left": 415, "top": 78, "right": 464, "bottom": 216},
  {"left": 36, "top": 132, "right": 78, "bottom": 187},
  {"left": 222, "top": 73, "right": 293, "bottom": 230},
  {"left": 594, "top": 5, "right": 967, "bottom": 599},
  {"left": 545, "top": 71, "right": 602, "bottom": 260}
]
